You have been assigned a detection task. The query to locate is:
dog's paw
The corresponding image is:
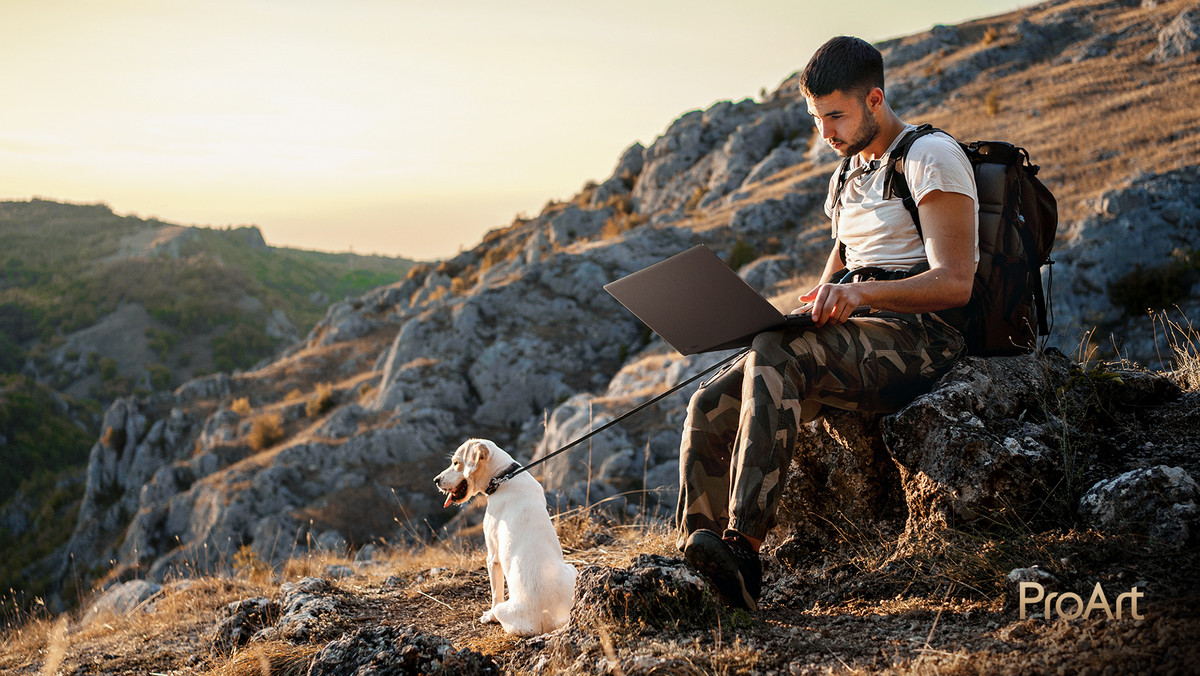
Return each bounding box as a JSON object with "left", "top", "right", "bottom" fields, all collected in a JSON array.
[{"left": 480, "top": 610, "right": 495, "bottom": 624}]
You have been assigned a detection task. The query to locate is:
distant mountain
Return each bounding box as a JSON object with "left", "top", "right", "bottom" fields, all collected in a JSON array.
[
  {"left": 1, "top": 199, "right": 416, "bottom": 403},
  {"left": 8, "top": 0, "right": 1200, "bottom": 617}
]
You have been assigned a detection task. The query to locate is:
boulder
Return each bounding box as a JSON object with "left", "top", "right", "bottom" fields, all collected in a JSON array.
[
  {"left": 83, "top": 579, "right": 162, "bottom": 624},
  {"left": 1078, "top": 465, "right": 1200, "bottom": 548},
  {"left": 569, "top": 554, "right": 711, "bottom": 627},
  {"left": 273, "top": 577, "right": 342, "bottom": 643},
  {"left": 209, "top": 597, "right": 279, "bottom": 655},
  {"left": 1148, "top": 6, "right": 1200, "bottom": 63},
  {"left": 773, "top": 411, "right": 904, "bottom": 562},
  {"left": 882, "top": 353, "right": 1069, "bottom": 537},
  {"left": 730, "top": 192, "right": 819, "bottom": 236},
  {"left": 307, "top": 625, "right": 499, "bottom": 675},
  {"left": 1050, "top": 166, "right": 1200, "bottom": 364}
]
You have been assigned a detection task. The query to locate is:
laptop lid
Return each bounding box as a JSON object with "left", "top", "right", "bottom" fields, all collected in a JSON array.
[{"left": 604, "top": 244, "right": 813, "bottom": 355}]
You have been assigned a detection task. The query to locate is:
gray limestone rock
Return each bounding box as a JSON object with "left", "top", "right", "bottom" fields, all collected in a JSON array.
[
  {"left": 209, "top": 597, "right": 279, "bottom": 655},
  {"left": 882, "top": 353, "right": 1069, "bottom": 536},
  {"left": 1148, "top": 6, "right": 1200, "bottom": 63},
  {"left": 83, "top": 579, "right": 162, "bottom": 624},
  {"left": 307, "top": 625, "right": 499, "bottom": 675},
  {"left": 569, "top": 554, "right": 710, "bottom": 627},
  {"left": 1078, "top": 465, "right": 1200, "bottom": 548}
]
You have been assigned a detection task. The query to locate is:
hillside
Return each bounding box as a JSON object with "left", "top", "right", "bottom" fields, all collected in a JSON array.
[
  {"left": 0, "top": 199, "right": 416, "bottom": 402},
  {"left": 4, "top": 0, "right": 1200, "bottom": 673},
  {"left": 0, "top": 199, "right": 416, "bottom": 607}
]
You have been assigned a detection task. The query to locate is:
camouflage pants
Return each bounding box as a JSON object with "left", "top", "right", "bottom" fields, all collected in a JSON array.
[{"left": 675, "top": 312, "right": 965, "bottom": 550}]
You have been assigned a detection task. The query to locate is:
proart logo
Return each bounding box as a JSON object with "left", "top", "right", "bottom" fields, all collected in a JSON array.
[{"left": 1018, "top": 582, "right": 1145, "bottom": 621}]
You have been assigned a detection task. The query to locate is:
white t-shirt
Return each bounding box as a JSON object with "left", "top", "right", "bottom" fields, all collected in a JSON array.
[{"left": 823, "top": 124, "right": 979, "bottom": 272}]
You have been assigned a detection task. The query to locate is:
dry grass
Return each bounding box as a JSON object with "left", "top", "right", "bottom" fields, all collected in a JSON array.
[
  {"left": 1155, "top": 310, "right": 1200, "bottom": 390},
  {"left": 230, "top": 396, "right": 252, "bottom": 416},
  {"left": 246, "top": 412, "right": 284, "bottom": 451},
  {"left": 207, "top": 641, "right": 320, "bottom": 676},
  {"left": 304, "top": 382, "right": 334, "bottom": 418}
]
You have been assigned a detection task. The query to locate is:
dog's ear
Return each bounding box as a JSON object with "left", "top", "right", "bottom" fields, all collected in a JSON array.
[{"left": 464, "top": 440, "right": 491, "bottom": 478}]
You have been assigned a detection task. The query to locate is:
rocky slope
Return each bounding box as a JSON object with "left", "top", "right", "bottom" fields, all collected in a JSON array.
[{"left": 31, "top": 0, "right": 1200, "bottom": 628}]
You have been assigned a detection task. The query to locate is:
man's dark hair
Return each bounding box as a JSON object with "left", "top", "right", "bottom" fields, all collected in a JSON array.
[{"left": 798, "top": 36, "right": 884, "bottom": 99}]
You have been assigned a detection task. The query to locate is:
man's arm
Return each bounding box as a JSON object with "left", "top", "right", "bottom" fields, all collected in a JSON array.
[{"left": 801, "top": 189, "right": 976, "bottom": 326}]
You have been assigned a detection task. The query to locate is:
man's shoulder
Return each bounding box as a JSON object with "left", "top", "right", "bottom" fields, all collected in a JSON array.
[{"left": 904, "top": 128, "right": 967, "bottom": 163}]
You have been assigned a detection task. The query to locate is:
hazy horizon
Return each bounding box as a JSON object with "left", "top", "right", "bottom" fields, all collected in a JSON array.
[{"left": 2, "top": 0, "right": 1033, "bottom": 261}]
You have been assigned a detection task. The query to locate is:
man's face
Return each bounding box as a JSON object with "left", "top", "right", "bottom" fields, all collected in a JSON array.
[{"left": 806, "top": 89, "right": 879, "bottom": 158}]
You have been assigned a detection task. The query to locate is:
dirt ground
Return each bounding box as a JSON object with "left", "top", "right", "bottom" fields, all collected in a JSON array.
[{"left": 3, "top": 515, "right": 1198, "bottom": 676}]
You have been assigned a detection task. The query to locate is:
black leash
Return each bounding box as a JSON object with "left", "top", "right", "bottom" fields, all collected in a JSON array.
[{"left": 485, "top": 347, "right": 751, "bottom": 495}]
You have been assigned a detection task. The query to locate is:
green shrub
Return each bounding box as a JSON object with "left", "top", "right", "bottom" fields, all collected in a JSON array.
[
  {"left": 147, "top": 363, "right": 173, "bottom": 391},
  {"left": 727, "top": 240, "right": 757, "bottom": 271},
  {"left": 212, "top": 324, "right": 276, "bottom": 373},
  {"left": 1108, "top": 253, "right": 1199, "bottom": 317}
]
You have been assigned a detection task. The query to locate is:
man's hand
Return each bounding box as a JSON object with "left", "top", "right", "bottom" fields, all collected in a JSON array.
[{"left": 799, "top": 282, "right": 868, "bottom": 326}]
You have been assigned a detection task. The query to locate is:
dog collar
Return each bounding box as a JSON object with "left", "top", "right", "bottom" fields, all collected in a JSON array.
[{"left": 484, "top": 462, "right": 523, "bottom": 495}]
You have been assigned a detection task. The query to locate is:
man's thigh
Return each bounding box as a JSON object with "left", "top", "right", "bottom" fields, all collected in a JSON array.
[{"left": 786, "top": 311, "right": 964, "bottom": 414}]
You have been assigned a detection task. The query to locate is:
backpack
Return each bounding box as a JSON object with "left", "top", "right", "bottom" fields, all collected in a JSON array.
[{"left": 834, "top": 124, "right": 1059, "bottom": 356}]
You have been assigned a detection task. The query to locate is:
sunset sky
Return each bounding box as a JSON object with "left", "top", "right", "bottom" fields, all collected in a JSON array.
[{"left": 1, "top": 1, "right": 1031, "bottom": 260}]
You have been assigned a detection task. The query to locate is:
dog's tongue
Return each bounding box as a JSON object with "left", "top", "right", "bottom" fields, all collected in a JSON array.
[{"left": 443, "top": 493, "right": 454, "bottom": 508}]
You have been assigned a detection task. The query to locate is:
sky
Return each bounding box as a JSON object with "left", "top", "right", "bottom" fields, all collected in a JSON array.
[{"left": 1, "top": 1, "right": 1034, "bottom": 261}]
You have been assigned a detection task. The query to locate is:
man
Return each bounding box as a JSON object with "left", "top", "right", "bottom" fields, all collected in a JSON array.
[{"left": 677, "top": 36, "right": 979, "bottom": 611}]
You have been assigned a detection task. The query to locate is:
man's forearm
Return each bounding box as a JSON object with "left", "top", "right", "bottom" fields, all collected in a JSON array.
[{"left": 844, "top": 267, "right": 972, "bottom": 314}]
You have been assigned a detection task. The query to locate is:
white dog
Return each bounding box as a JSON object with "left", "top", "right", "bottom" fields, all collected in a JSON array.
[{"left": 434, "top": 438, "right": 576, "bottom": 636}]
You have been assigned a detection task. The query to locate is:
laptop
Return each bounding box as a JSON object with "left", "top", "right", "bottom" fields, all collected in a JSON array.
[{"left": 605, "top": 244, "right": 862, "bottom": 356}]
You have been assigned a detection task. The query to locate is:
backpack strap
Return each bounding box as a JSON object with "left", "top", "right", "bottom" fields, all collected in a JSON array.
[
  {"left": 882, "top": 123, "right": 944, "bottom": 241},
  {"left": 832, "top": 156, "right": 853, "bottom": 263}
]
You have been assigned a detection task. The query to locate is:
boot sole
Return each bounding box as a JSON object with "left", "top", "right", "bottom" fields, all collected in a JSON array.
[{"left": 684, "top": 531, "right": 758, "bottom": 611}]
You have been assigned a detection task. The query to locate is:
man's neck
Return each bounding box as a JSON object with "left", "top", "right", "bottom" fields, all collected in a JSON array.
[{"left": 859, "top": 111, "right": 906, "bottom": 162}]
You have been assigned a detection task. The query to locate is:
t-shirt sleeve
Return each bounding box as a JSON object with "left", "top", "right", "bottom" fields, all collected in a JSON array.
[{"left": 906, "top": 134, "right": 977, "bottom": 206}]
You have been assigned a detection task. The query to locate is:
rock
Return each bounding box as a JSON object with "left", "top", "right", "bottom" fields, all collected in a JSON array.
[
  {"left": 1078, "top": 465, "right": 1200, "bottom": 548},
  {"left": 1005, "top": 567, "right": 1061, "bottom": 611},
  {"left": 324, "top": 564, "right": 354, "bottom": 579},
  {"left": 632, "top": 99, "right": 812, "bottom": 216},
  {"left": 84, "top": 579, "right": 162, "bottom": 623},
  {"left": 569, "top": 554, "right": 711, "bottom": 627},
  {"left": 265, "top": 308, "right": 298, "bottom": 342},
  {"left": 1148, "top": 6, "right": 1200, "bottom": 63},
  {"left": 730, "top": 192, "right": 819, "bottom": 236},
  {"left": 209, "top": 597, "right": 279, "bottom": 655},
  {"left": 275, "top": 577, "right": 342, "bottom": 642},
  {"left": 774, "top": 410, "right": 904, "bottom": 561},
  {"left": 882, "top": 353, "right": 1069, "bottom": 536},
  {"left": 590, "top": 142, "right": 645, "bottom": 207},
  {"left": 307, "top": 625, "right": 499, "bottom": 675},
  {"left": 544, "top": 204, "right": 610, "bottom": 246}
]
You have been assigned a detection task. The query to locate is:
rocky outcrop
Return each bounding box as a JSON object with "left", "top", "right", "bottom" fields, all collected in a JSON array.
[
  {"left": 82, "top": 579, "right": 162, "bottom": 624},
  {"left": 1148, "top": 5, "right": 1200, "bottom": 63},
  {"left": 775, "top": 350, "right": 1193, "bottom": 553},
  {"left": 631, "top": 100, "right": 814, "bottom": 220},
  {"left": 1049, "top": 166, "right": 1200, "bottom": 365}
]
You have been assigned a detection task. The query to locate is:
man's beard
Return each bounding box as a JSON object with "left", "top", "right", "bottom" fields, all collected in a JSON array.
[{"left": 830, "top": 112, "right": 879, "bottom": 158}]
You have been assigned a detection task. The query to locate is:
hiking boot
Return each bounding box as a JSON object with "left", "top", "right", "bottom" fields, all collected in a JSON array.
[{"left": 683, "top": 528, "right": 761, "bottom": 611}]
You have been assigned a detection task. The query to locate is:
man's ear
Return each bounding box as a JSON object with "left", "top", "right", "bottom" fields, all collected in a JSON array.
[{"left": 865, "top": 86, "right": 885, "bottom": 113}]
